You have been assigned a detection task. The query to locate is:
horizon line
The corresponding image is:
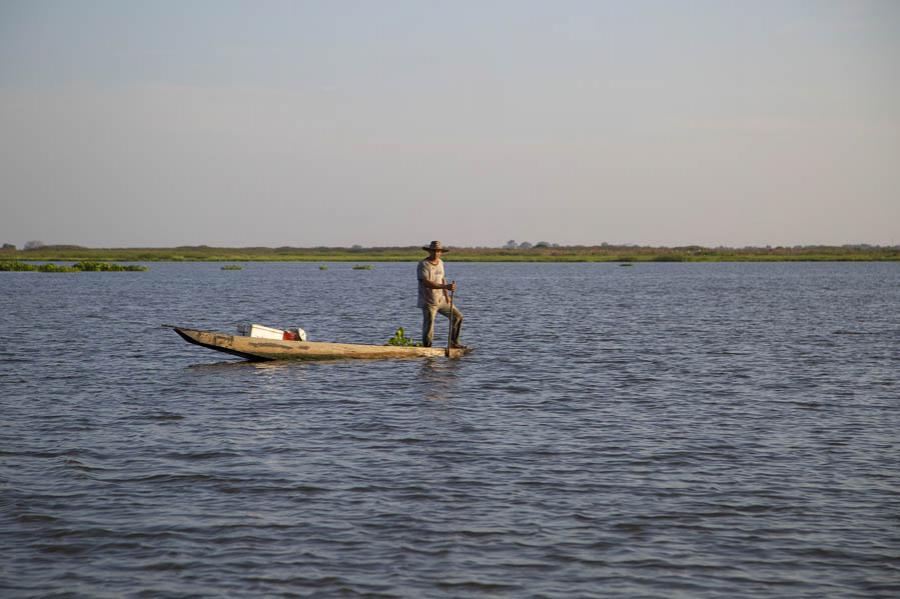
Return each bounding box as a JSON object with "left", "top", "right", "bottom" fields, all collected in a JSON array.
[{"left": 7, "top": 242, "right": 900, "bottom": 251}]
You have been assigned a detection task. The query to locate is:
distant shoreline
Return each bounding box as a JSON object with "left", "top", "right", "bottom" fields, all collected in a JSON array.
[{"left": 2, "top": 245, "right": 898, "bottom": 262}]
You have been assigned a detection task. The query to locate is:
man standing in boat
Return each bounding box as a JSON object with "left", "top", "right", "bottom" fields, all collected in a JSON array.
[{"left": 418, "top": 240, "right": 464, "bottom": 348}]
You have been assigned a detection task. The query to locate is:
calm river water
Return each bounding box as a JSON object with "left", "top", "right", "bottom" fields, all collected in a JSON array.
[{"left": 1, "top": 262, "right": 898, "bottom": 597}]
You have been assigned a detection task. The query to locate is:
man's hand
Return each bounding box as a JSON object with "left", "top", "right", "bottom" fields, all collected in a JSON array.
[{"left": 445, "top": 281, "right": 457, "bottom": 292}]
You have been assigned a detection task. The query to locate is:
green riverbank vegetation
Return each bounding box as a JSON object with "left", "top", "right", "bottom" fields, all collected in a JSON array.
[{"left": 2, "top": 244, "right": 898, "bottom": 263}]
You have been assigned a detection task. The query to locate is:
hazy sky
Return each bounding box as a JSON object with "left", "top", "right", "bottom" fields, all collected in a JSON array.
[{"left": 1, "top": 0, "right": 898, "bottom": 247}]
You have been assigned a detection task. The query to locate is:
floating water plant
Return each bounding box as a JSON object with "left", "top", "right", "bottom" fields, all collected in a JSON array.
[
  {"left": 73, "top": 261, "right": 148, "bottom": 271},
  {"left": 0, "top": 261, "right": 148, "bottom": 272},
  {"left": 221, "top": 265, "right": 243, "bottom": 270},
  {"left": 386, "top": 327, "right": 420, "bottom": 347},
  {"left": 619, "top": 263, "right": 633, "bottom": 267},
  {"left": 319, "top": 265, "right": 329, "bottom": 270},
  {"left": 352, "top": 264, "right": 373, "bottom": 270}
]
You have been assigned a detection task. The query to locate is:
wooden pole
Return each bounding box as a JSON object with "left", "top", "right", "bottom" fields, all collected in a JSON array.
[{"left": 446, "top": 281, "right": 455, "bottom": 357}]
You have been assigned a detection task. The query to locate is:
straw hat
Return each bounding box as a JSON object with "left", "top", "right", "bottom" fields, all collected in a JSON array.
[{"left": 422, "top": 240, "right": 449, "bottom": 253}]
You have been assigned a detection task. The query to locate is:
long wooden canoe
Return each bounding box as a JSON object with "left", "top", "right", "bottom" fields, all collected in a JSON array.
[{"left": 169, "top": 326, "right": 472, "bottom": 361}]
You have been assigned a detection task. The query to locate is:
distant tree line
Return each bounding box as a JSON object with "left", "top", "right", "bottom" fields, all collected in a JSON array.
[{"left": 504, "top": 240, "right": 560, "bottom": 249}]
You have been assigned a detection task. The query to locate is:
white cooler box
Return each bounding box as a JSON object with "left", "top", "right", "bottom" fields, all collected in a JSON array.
[
  {"left": 238, "top": 323, "right": 286, "bottom": 340},
  {"left": 238, "top": 323, "right": 307, "bottom": 341}
]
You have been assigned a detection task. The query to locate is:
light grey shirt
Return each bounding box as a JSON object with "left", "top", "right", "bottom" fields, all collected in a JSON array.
[{"left": 417, "top": 258, "right": 445, "bottom": 308}]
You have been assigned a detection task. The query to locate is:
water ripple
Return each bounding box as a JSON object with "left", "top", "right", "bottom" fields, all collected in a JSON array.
[{"left": 1, "top": 262, "right": 898, "bottom": 597}]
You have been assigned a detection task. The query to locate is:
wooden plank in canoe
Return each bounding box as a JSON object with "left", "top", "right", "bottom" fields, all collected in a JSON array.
[{"left": 170, "top": 327, "right": 472, "bottom": 361}]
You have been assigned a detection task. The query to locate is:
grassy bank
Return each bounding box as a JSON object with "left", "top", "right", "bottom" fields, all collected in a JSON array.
[{"left": 2, "top": 245, "right": 898, "bottom": 263}]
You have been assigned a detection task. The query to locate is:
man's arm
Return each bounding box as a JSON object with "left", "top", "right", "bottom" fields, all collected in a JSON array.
[
  {"left": 420, "top": 277, "right": 456, "bottom": 304},
  {"left": 418, "top": 261, "right": 456, "bottom": 296},
  {"left": 420, "top": 278, "right": 454, "bottom": 291}
]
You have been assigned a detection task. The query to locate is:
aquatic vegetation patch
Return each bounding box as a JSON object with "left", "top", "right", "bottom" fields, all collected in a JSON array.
[
  {"left": 1, "top": 261, "right": 63, "bottom": 272},
  {"left": 352, "top": 264, "right": 374, "bottom": 270},
  {"left": 0, "top": 261, "right": 148, "bottom": 272},
  {"left": 319, "top": 265, "right": 329, "bottom": 270},
  {"left": 221, "top": 265, "right": 243, "bottom": 270},
  {"left": 39, "top": 263, "right": 77, "bottom": 272},
  {"left": 73, "top": 261, "right": 148, "bottom": 271},
  {"left": 386, "top": 327, "right": 420, "bottom": 347}
]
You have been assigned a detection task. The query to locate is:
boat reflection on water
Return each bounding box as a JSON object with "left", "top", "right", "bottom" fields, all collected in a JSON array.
[{"left": 419, "top": 356, "right": 463, "bottom": 402}]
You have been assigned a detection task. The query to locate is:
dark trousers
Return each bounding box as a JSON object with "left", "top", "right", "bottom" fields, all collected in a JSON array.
[{"left": 421, "top": 303, "right": 463, "bottom": 347}]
